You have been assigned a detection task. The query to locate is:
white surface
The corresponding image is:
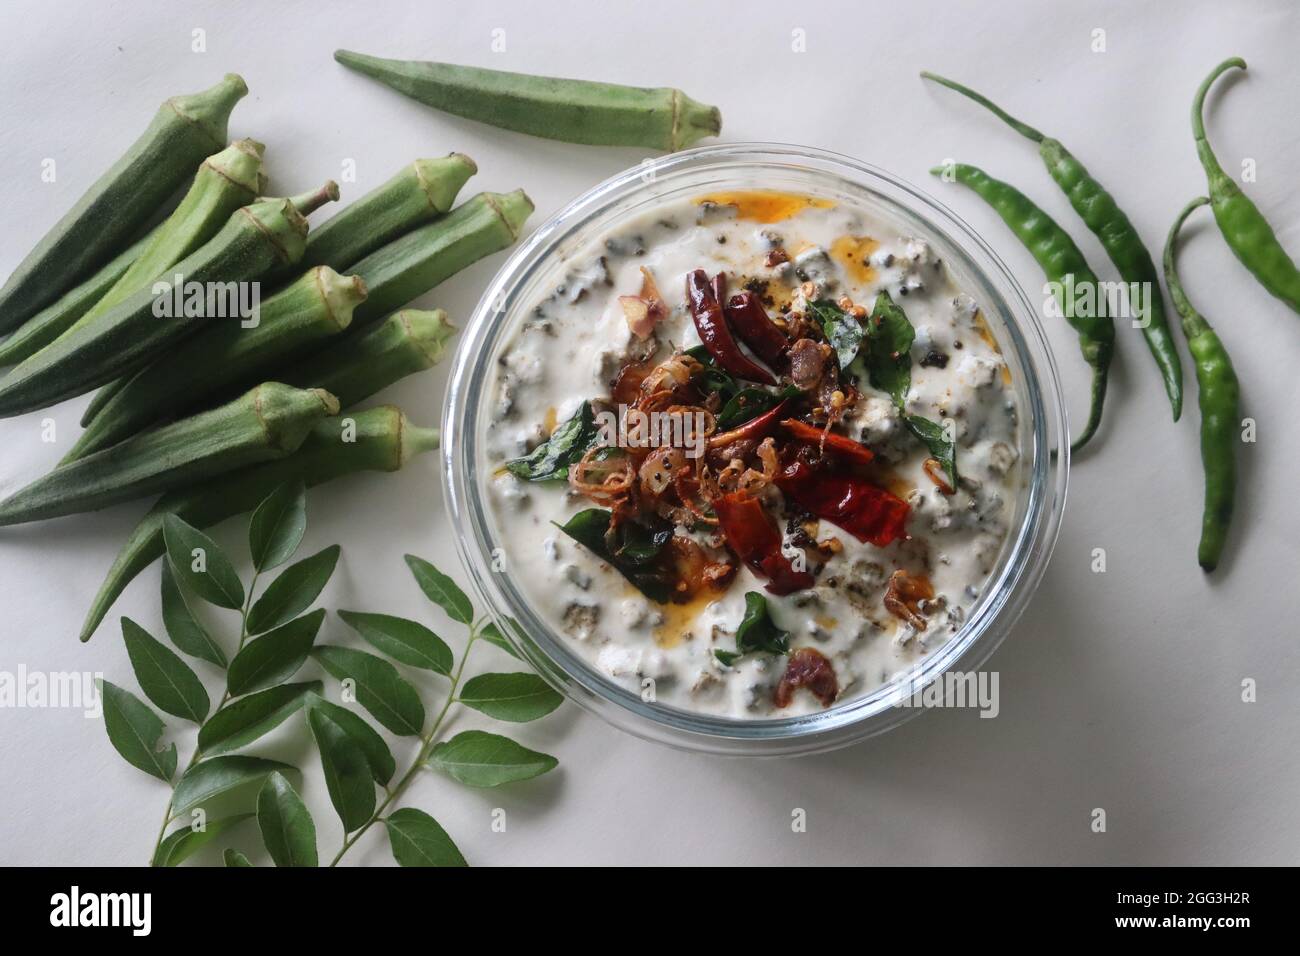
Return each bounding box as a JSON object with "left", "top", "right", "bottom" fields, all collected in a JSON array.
[{"left": 1, "top": 0, "right": 1298, "bottom": 866}]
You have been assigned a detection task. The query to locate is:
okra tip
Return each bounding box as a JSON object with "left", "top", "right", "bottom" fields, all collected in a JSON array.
[
  {"left": 414, "top": 154, "right": 478, "bottom": 211},
  {"left": 672, "top": 90, "right": 723, "bottom": 151},
  {"left": 236, "top": 137, "right": 266, "bottom": 157},
  {"left": 398, "top": 413, "right": 441, "bottom": 463},
  {"left": 250, "top": 382, "right": 341, "bottom": 453},
  {"left": 446, "top": 152, "right": 478, "bottom": 174},
  {"left": 315, "top": 266, "right": 369, "bottom": 325},
  {"left": 487, "top": 189, "right": 535, "bottom": 240},
  {"left": 171, "top": 73, "right": 249, "bottom": 144},
  {"left": 206, "top": 138, "right": 267, "bottom": 195},
  {"left": 397, "top": 308, "right": 457, "bottom": 365}
]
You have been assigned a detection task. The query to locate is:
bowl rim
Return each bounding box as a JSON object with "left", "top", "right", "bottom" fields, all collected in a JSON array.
[{"left": 442, "top": 141, "right": 1069, "bottom": 756}]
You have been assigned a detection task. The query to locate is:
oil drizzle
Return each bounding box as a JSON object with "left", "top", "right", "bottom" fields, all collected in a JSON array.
[{"left": 696, "top": 190, "right": 834, "bottom": 224}]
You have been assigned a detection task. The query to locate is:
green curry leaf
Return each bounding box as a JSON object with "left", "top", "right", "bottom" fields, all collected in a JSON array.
[
  {"left": 505, "top": 401, "right": 599, "bottom": 481},
  {"left": 714, "top": 591, "right": 790, "bottom": 663},
  {"left": 808, "top": 298, "right": 865, "bottom": 370}
]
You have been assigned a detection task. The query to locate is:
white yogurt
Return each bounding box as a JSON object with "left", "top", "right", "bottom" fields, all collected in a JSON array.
[{"left": 484, "top": 191, "right": 1022, "bottom": 718}]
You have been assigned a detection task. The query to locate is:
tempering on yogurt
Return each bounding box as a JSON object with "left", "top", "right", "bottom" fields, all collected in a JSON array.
[{"left": 484, "top": 190, "right": 1022, "bottom": 719}]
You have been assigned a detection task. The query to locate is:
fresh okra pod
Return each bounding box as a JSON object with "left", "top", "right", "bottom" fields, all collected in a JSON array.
[
  {"left": 0, "top": 190, "right": 327, "bottom": 417},
  {"left": 62, "top": 268, "right": 368, "bottom": 461},
  {"left": 0, "top": 383, "right": 338, "bottom": 527},
  {"left": 334, "top": 50, "right": 721, "bottom": 152},
  {"left": 0, "top": 74, "right": 248, "bottom": 333},
  {"left": 349, "top": 189, "right": 533, "bottom": 325},
  {"left": 0, "top": 228, "right": 158, "bottom": 367},
  {"left": 79, "top": 405, "right": 439, "bottom": 642},
  {"left": 54, "top": 138, "right": 267, "bottom": 345},
  {"left": 302, "top": 155, "right": 477, "bottom": 271},
  {"left": 285, "top": 308, "right": 455, "bottom": 405}
]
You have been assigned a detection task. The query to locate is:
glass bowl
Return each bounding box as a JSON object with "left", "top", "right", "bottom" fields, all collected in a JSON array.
[{"left": 442, "top": 143, "right": 1068, "bottom": 756}]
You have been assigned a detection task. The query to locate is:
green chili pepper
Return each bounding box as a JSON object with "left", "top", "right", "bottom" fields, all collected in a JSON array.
[
  {"left": 931, "top": 162, "right": 1114, "bottom": 453},
  {"left": 1191, "top": 57, "right": 1300, "bottom": 316},
  {"left": 1163, "top": 197, "right": 1241, "bottom": 572},
  {"left": 922, "top": 71, "right": 1184, "bottom": 420}
]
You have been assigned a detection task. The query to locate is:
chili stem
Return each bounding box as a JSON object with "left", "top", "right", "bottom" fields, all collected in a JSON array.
[{"left": 920, "top": 71, "right": 1046, "bottom": 143}]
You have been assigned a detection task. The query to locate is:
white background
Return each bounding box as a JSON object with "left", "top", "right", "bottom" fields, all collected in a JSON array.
[{"left": 1, "top": 0, "right": 1298, "bottom": 866}]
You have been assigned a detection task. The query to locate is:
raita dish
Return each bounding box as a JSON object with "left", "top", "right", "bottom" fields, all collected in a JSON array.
[{"left": 445, "top": 145, "right": 1068, "bottom": 754}]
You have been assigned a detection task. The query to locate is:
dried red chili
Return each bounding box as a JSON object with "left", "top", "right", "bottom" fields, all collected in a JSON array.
[
  {"left": 686, "top": 269, "right": 777, "bottom": 385},
  {"left": 777, "top": 458, "right": 909, "bottom": 547},
  {"left": 712, "top": 491, "right": 813, "bottom": 595},
  {"left": 724, "top": 291, "right": 790, "bottom": 365},
  {"left": 779, "top": 418, "right": 875, "bottom": 467},
  {"left": 774, "top": 647, "right": 838, "bottom": 707},
  {"left": 707, "top": 399, "right": 788, "bottom": 449}
]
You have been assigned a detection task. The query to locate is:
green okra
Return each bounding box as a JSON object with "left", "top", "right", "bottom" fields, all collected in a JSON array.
[
  {"left": 80, "top": 405, "right": 439, "bottom": 641},
  {"left": 0, "top": 227, "right": 158, "bottom": 367},
  {"left": 286, "top": 308, "right": 455, "bottom": 405},
  {"left": 0, "top": 74, "right": 248, "bottom": 333},
  {"left": 75, "top": 181, "right": 340, "bottom": 430},
  {"left": 0, "top": 192, "right": 321, "bottom": 417},
  {"left": 350, "top": 190, "right": 532, "bottom": 325},
  {"left": 56, "top": 138, "right": 268, "bottom": 345},
  {"left": 0, "top": 382, "right": 338, "bottom": 527},
  {"left": 334, "top": 50, "right": 721, "bottom": 152},
  {"left": 302, "top": 155, "right": 477, "bottom": 271},
  {"left": 62, "top": 267, "right": 367, "bottom": 461}
]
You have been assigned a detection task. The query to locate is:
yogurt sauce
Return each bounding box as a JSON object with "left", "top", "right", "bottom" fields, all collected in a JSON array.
[{"left": 484, "top": 190, "right": 1022, "bottom": 719}]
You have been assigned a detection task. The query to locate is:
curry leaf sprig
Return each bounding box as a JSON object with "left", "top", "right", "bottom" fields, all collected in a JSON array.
[{"left": 98, "top": 480, "right": 562, "bottom": 867}]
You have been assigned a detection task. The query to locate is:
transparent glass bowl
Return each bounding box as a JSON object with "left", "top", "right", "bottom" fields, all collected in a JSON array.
[{"left": 443, "top": 143, "right": 1068, "bottom": 756}]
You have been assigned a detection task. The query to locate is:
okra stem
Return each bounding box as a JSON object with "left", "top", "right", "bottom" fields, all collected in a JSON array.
[
  {"left": 0, "top": 383, "right": 337, "bottom": 527},
  {"left": 281, "top": 180, "right": 341, "bottom": 217},
  {"left": 79, "top": 405, "right": 437, "bottom": 641},
  {"left": 0, "top": 74, "right": 248, "bottom": 332}
]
